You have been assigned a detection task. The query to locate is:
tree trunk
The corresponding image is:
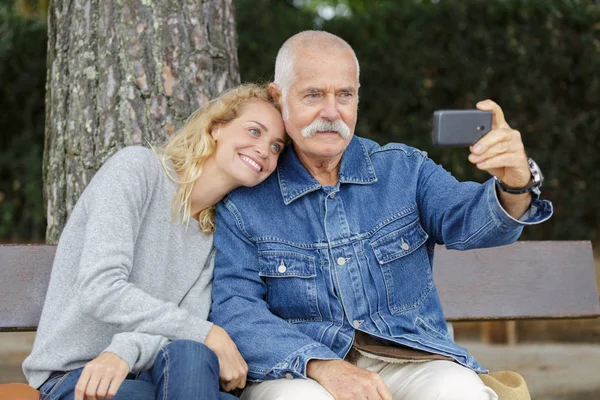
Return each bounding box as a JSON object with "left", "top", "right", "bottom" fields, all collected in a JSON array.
[{"left": 43, "top": 0, "right": 239, "bottom": 243}]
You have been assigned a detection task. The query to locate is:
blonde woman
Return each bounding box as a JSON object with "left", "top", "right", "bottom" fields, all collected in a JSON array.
[{"left": 23, "top": 84, "right": 286, "bottom": 400}]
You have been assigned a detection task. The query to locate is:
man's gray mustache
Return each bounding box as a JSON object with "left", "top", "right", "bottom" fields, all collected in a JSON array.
[{"left": 301, "top": 119, "right": 351, "bottom": 139}]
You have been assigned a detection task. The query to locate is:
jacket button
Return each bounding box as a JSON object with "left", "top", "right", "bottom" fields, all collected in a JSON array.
[
  {"left": 353, "top": 320, "right": 363, "bottom": 328},
  {"left": 285, "top": 372, "right": 294, "bottom": 380},
  {"left": 401, "top": 242, "right": 409, "bottom": 251},
  {"left": 278, "top": 261, "right": 287, "bottom": 273},
  {"left": 337, "top": 257, "right": 347, "bottom": 266}
]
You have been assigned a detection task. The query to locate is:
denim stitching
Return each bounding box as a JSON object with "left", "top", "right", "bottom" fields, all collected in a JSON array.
[
  {"left": 161, "top": 346, "right": 170, "bottom": 400},
  {"left": 252, "top": 204, "right": 418, "bottom": 246},
  {"left": 41, "top": 371, "right": 71, "bottom": 400}
]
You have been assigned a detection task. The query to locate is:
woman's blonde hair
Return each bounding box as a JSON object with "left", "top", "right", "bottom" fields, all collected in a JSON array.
[{"left": 157, "top": 83, "right": 279, "bottom": 233}]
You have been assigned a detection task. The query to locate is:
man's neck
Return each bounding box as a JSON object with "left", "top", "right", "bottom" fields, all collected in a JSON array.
[{"left": 295, "top": 151, "right": 342, "bottom": 186}]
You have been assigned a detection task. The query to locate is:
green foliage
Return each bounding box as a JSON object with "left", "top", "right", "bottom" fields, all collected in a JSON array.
[
  {"left": 236, "top": 0, "right": 316, "bottom": 83},
  {"left": 0, "top": 2, "right": 46, "bottom": 242},
  {"left": 237, "top": 0, "right": 600, "bottom": 242},
  {"left": 1, "top": 0, "right": 599, "bottom": 243}
]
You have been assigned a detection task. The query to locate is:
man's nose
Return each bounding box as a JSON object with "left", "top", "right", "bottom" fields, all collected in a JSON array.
[{"left": 319, "top": 94, "right": 341, "bottom": 121}]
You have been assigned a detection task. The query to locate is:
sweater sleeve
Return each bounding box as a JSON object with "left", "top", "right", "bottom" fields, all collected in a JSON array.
[
  {"left": 178, "top": 247, "right": 216, "bottom": 343},
  {"left": 103, "top": 332, "right": 168, "bottom": 373},
  {"left": 75, "top": 147, "right": 212, "bottom": 342}
]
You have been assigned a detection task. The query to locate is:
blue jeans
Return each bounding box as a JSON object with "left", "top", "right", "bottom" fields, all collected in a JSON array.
[{"left": 39, "top": 340, "right": 239, "bottom": 400}]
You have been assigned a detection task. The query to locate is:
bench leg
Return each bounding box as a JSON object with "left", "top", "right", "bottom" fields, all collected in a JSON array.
[{"left": 481, "top": 321, "right": 518, "bottom": 345}]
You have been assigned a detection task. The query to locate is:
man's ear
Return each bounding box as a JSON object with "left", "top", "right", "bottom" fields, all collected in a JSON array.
[{"left": 268, "top": 83, "right": 283, "bottom": 107}]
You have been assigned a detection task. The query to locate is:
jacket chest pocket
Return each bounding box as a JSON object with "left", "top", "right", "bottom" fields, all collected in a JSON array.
[
  {"left": 370, "top": 218, "right": 434, "bottom": 314},
  {"left": 258, "top": 251, "right": 322, "bottom": 323}
]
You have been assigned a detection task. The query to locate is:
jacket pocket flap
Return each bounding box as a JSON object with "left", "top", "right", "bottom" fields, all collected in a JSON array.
[
  {"left": 258, "top": 251, "right": 316, "bottom": 278},
  {"left": 370, "top": 219, "right": 429, "bottom": 264}
]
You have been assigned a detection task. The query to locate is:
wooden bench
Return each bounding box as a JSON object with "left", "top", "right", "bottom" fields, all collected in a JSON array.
[{"left": 1, "top": 241, "right": 599, "bottom": 398}]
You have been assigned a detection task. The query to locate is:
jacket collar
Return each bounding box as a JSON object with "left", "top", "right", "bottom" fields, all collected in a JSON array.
[{"left": 277, "top": 136, "right": 378, "bottom": 205}]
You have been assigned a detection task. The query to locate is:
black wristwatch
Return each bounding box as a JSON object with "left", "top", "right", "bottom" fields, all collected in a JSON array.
[{"left": 494, "top": 157, "right": 543, "bottom": 195}]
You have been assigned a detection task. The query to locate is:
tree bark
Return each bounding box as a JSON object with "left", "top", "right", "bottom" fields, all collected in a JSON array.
[{"left": 43, "top": 0, "right": 239, "bottom": 243}]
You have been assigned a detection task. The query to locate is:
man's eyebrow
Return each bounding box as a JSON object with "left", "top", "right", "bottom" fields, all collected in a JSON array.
[
  {"left": 338, "top": 87, "right": 356, "bottom": 93},
  {"left": 300, "top": 87, "right": 324, "bottom": 93},
  {"left": 248, "top": 120, "right": 269, "bottom": 132}
]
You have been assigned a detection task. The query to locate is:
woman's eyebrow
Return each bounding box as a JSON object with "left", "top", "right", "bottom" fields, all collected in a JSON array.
[{"left": 248, "top": 120, "right": 269, "bottom": 132}]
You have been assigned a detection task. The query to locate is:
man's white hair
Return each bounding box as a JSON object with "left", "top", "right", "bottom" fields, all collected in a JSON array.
[{"left": 274, "top": 31, "right": 360, "bottom": 120}]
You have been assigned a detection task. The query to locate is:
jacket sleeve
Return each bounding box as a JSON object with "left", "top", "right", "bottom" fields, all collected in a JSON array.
[
  {"left": 415, "top": 154, "right": 553, "bottom": 249},
  {"left": 209, "top": 200, "right": 339, "bottom": 382},
  {"left": 75, "top": 148, "right": 213, "bottom": 344}
]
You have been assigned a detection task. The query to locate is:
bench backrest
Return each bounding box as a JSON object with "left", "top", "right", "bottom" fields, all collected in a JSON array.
[{"left": 1, "top": 241, "right": 599, "bottom": 331}]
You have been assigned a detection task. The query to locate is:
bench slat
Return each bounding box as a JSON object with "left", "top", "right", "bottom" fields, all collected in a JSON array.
[
  {"left": 1, "top": 241, "right": 598, "bottom": 331},
  {"left": 0, "top": 245, "right": 55, "bottom": 331},
  {"left": 434, "top": 241, "right": 600, "bottom": 320}
]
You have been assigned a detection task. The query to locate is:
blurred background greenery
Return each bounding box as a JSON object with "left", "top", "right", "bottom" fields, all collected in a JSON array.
[{"left": 1, "top": 0, "right": 599, "bottom": 244}]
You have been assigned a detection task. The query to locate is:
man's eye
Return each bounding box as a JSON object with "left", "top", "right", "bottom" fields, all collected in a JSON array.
[
  {"left": 271, "top": 143, "right": 282, "bottom": 153},
  {"left": 306, "top": 93, "right": 321, "bottom": 99},
  {"left": 249, "top": 128, "right": 260, "bottom": 136}
]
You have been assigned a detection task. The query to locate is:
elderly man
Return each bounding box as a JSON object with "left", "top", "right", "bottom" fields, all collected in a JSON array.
[{"left": 210, "top": 31, "right": 552, "bottom": 400}]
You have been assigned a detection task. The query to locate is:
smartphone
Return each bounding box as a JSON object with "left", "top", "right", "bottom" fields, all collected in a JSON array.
[{"left": 432, "top": 110, "right": 493, "bottom": 147}]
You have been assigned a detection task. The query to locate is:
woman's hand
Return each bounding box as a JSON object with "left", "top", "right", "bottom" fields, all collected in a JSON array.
[
  {"left": 74, "top": 352, "right": 129, "bottom": 400},
  {"left": 205, "top": 324, "right": 248, "bottom": 392}
]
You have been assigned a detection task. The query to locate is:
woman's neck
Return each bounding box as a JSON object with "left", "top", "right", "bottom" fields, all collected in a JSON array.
[{"left": 180, "top": 158, "right": 237, "bottom": 221}]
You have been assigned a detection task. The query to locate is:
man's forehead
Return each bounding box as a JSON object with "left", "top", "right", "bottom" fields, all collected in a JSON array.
[{"left": 291, "top": 53, "right": 358, "bottom": 90}]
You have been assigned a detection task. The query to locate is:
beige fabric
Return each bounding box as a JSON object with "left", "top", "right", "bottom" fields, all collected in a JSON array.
[
  {"left": 479, "top": 371, "right": 531, "bottom": 400},
  {"left": 242, "top": 357, "right": 497, "bottom": 400}
]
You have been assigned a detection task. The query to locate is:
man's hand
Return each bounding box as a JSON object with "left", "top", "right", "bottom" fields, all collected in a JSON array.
[
  {"left": 307, "top": 359, "right": 393, "bottom": 400},
  {"left": 468, "top": 99, "right": 532, "bottom": 218},
  {"left": 205, "top": 325, "right": 248, "bottom": 392},
  {"left": 74, "top": 352, "right": 129, "bottom": 400}
]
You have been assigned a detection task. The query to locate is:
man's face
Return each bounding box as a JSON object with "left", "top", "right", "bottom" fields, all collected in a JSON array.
[{"left": 283, "top": 50, "right": 359, "bottom": 162}]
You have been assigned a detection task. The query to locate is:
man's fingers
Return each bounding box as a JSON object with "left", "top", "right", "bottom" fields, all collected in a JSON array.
[
  {"left": 377, "top": 383, "right": 394, "bottom": 400},
  {"left": 469, "top": 131, "right": 522, "bottom": 164},
  {"left": 470, "top": 128, "right": 517, "bottom": 155},
  {"left": 474, "top": 152, "right": 524, "bottom": 172},
  {"left": 476, "top": 99, "right": 510, "bottom": 130}
]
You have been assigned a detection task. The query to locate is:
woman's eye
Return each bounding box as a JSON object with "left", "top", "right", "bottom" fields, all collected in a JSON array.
[
  {"left": 270, "top": 143, "right": 282, "bottom": 153},
  {"left": 249, "top": 128, "right": 260, "bottom": 136}
]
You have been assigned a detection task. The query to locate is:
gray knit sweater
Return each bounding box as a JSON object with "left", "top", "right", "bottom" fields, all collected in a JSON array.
[{"left": 23, "top": 146, "right": 215, "bottom": 389}]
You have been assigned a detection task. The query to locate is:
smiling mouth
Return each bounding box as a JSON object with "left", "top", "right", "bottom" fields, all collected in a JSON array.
[{"left": 239, "top": 154, "right": 263, "bottom": 172}]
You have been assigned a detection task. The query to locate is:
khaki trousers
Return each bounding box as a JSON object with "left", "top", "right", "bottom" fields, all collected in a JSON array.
[{"left": 241, "top": 355, "right": 498, "bottom": 400}]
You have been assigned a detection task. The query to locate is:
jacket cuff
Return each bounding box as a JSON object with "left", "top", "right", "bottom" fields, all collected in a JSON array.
[
  {"left": 255, "top": 342, "right": 340, "bottom": 381},
  {"left": 487, "top": 178, "right": 554, "bottom": 227}
]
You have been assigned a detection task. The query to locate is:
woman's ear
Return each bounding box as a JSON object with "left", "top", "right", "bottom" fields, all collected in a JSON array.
[{"left": 210, "top": 126, "right": 220, "bottom": 142}]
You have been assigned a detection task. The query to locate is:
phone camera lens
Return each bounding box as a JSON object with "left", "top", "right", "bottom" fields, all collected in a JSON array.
[{"left": 477, "top": 125, "right": 485, "bottom": 131}]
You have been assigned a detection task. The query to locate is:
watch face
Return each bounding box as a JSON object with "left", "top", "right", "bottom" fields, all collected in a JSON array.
[{"left": 528, "top": 158, "right": 543, "bottom": 186}]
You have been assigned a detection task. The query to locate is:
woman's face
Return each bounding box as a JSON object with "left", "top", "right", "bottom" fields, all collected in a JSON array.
[{"left": 211, "top": 99, "right": 286, "bottom": 187}]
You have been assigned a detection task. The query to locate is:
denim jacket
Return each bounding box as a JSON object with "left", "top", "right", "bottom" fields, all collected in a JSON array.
[{"left": 210, "top": 136, "right": 553, "bottom": 381}]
